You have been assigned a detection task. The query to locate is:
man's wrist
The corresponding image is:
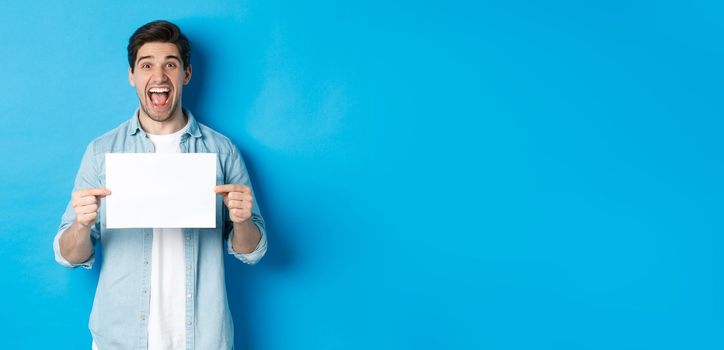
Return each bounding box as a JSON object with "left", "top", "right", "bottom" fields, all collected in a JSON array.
[
  {"left": 231, "top": 220, "right": 261, "bottom": 254},
  {"left": 70, "top": 220, "right": 93, "bottom": 238}
]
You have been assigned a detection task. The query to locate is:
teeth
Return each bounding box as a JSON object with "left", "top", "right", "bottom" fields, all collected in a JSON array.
[{"left": 149, "top": 87, "right": 170, "bottom": 93}]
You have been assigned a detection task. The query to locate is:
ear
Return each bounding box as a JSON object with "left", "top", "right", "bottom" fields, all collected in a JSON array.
[
  {"left": 183, "top": 64, "right": 192, "bottom": 85},
  {"left": 128, "top": 67, "right": 135, "bottom": 87}
]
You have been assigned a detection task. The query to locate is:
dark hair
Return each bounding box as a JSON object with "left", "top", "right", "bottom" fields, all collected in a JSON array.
[{"left": 127, "top": 20, "right": 191, "bottom": 72}]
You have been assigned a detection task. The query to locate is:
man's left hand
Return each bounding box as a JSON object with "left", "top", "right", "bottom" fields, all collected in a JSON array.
[{"left": 215, "top": 184, "right": 254, "bottom": 224}]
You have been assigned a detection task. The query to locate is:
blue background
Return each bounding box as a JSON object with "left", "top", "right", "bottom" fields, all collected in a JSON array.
[{"left": 1, "top": 1, "right": 722, "bottom": 349}]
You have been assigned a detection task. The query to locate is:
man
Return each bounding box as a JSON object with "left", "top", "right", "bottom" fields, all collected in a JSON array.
[{"left": 53, "top": 20, "right": 267, "bottom": 349}]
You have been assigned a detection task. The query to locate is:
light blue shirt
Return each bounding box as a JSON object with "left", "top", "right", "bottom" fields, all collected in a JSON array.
[{"left": 53, "top": 108, "right": 267, "bottom": 349}]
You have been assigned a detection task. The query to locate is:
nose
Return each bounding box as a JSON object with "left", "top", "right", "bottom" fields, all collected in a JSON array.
[{"left": 151, "top": 66, "right": 168, "bottom": 83}]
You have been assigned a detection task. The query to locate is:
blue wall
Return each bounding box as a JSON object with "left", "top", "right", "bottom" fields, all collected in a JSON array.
[{"left": 1, "top": 1, "right": 722, "bottom": 349}]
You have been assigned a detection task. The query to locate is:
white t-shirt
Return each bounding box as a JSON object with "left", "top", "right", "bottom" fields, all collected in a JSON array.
[
  {"left": 146, "top": 121, "right": 190, "bottom": 350},
  {"left": 93, "top": 121, "right": 191, "bottom": 350}
]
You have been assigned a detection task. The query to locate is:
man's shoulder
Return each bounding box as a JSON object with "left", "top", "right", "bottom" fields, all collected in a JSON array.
[
  {"left": 84, "top": 118, "right": 136, "bottom": 155},
  {"left": 196, "top": 122, "right": 239, "bottom": 154}
]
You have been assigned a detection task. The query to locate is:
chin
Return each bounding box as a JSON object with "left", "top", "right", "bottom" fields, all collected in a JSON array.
[{"left": 142, "top": 102, "right": 178, "bottom": 123}]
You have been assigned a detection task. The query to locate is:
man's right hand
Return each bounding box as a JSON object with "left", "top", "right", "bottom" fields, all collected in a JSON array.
[{"left": 72, "top": 188, "right": 111, "bottom": 228}]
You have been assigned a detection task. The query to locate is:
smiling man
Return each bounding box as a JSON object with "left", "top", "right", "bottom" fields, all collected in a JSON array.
[{"left": 53, "top": 20, "right": 267, "bottom": 349}]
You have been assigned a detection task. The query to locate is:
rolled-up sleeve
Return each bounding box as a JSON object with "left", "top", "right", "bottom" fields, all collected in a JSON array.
[
  {"left": 223, "top": 143, "right": 268, "bottom": 265},
  {"left": 227, "top": 218, "right": 268, "bottom": 265},
  {"left": 53, "top": 142, "right": 101, "bottom": 269},
  {"left": 53, "top": 227, "right": 95, "bottom": 269}
]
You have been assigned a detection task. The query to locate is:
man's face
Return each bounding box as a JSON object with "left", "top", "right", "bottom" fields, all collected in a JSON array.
[{"left": 128, "top": 42, "right": 191, "bottom": 123}]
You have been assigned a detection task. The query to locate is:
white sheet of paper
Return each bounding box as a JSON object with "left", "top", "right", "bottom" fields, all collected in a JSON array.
[{"left": 105, "top": 153, "right": 217, "bottom": 229}]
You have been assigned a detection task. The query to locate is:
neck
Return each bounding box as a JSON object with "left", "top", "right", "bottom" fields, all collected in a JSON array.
[{"left": 138, "top": 107, "right": 187, "bottom": 135}]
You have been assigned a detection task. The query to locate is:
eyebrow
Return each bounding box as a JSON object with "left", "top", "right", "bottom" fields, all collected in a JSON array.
[{"left": 136, "top": 55, "right": 182, "bottom": 64}]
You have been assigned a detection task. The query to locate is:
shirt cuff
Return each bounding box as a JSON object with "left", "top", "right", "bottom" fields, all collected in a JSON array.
[
  {"left": 227, "top": 220, "right": 267, "bottom": 265},
  {"left": 53, "top": 227, "right": 95, "bottom": 269}
]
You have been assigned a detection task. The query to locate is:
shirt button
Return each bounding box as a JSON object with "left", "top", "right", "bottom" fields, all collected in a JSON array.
[
  {"left": 186, "top": 320, "right": 192, "bottom": 326},
  {"left": 144, "top": 260, "right": 149, "bottom": 265},
  {"left": 141, "top": 315, "right": 145, "bottom": 321},
  {"left": 143, "top": 289, "right": 147, "bottom": 294},
  {"left": 186, "top": 235, "right": 191, "bottom": 241},
  {"left": 186, "top": 293, "right": 192, "bottom": 299}
]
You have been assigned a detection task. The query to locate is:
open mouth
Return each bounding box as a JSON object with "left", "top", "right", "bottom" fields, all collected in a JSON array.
[{"left": 147, "top": 87, "right": 171, "bottom": 110}]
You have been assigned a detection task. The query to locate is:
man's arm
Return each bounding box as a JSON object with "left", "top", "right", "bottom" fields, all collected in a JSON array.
[
  {"left": 58, "top": 188, "right": 110, "bottom": 265},
  {"left": 231, "top": 220, "right": 262, "bottom": 254}
]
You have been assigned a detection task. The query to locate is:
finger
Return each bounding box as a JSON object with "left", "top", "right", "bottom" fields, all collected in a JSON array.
[
  {"left": 79, "top": 212, "right": 97, "bottom": 223},
  {"left": 76, "top": 203, "right": 99, "bottom": 215},
  {"left": 73, "top": 195, "right": 99, "bottom": 208},
  {"left": 230, "top": 201, "right": 252, "bottom": 211},
  {"left": 227, "top": 199, "right": 244, "bottom": 209},
  {"left": 81, "top": 212, "right": 97, "bottom": 219},
  {"left": 75, "top": 188, "right": 111, "bottom": 199},
  {"left": 228, "top": 192, "right": 252, "bottom": 201},
  {"left": 230, "top": 208, "right": 250, "bottom": 216},
  {"left": 214, "top": 184, "right": 249, "bottom": 194}
]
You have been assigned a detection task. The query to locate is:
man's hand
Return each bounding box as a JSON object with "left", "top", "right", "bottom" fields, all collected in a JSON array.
[
  {"left": 59, "top": 188, "right": 110, "bottom": 265},
  {"left": 214, "top": 184, "right": 261, "bottom": 254},
  {"left": 72, "top": 188, "right": 111, "bottom": 228},
  {"left": 215, "top": 184, "right": 253, "bottom": 224}
]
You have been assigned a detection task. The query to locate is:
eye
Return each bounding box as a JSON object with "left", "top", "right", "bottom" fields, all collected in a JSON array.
[
  {"left": 166, "top": 62, "right": 177, "bottom": 69},
  {"left": 141, "top": 63, "right": 151, "bottom": 70}
]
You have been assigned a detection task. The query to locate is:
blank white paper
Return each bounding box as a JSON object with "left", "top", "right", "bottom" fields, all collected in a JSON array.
[{"left": 105, "top": 153, "right": 217, "bottom": 229}]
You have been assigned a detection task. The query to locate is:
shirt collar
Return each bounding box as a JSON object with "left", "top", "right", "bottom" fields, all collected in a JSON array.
[{"left": 128, "top": 107, "right": 202, "bottom": 138}]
